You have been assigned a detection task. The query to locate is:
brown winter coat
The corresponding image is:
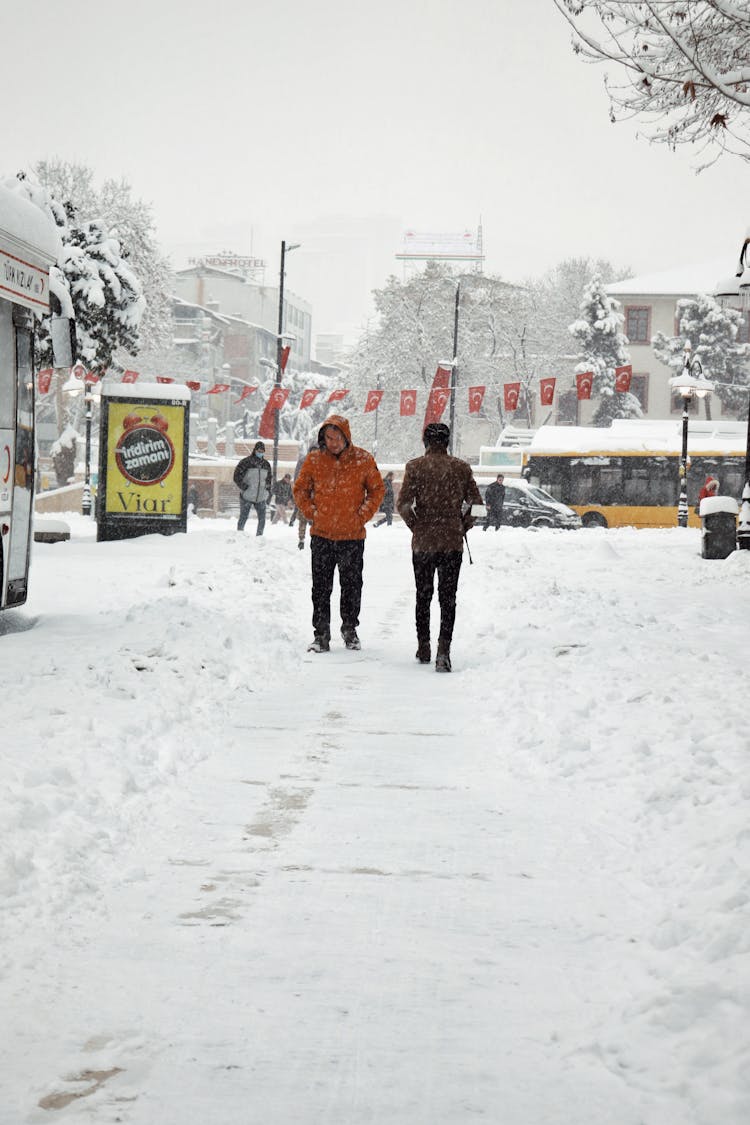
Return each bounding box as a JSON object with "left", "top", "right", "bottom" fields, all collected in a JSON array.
[
  {"left": 397, "top": 447, "right": 483, "bottom": 552},
  {"left": 293, "top": 415, "right": 385, "bottom": 541}
]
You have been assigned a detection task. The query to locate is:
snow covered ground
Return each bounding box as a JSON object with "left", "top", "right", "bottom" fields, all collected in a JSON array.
[{"left": 1, "top": 513, "right": 748, "bottom": 1124}]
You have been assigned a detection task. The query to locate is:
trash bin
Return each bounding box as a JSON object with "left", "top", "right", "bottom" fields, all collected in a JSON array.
[{"left": 699, "top": 495, "right": 738, "bottom": 559}]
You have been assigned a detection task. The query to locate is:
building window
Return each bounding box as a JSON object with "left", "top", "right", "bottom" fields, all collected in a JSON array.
[
  {"left": 625, "top": 306, "right": 651, "bottom": 343},
  {"left": 630, "top": 373, "right": 649, "bottom": 411},
  {"left": 736, "top": 311, "right": 750, "bottom": 344}
]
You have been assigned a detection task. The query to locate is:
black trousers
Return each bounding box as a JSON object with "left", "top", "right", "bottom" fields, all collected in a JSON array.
[
  {"left": 484, "top": 510, "right": 502, "bottom": 530},
  {"left": 238, "top": 498, "right": 266, "bottom": 534},
  {"left": 412, "top": 550, "right": 463, "bottom": 651},
  {"left": 310, "top": 537, "right": 365, "bottom": 638}
]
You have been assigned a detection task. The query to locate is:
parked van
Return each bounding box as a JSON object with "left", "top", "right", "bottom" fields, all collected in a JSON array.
[{"left": 474, "top": 477, "right": 581, "bottom": 530}]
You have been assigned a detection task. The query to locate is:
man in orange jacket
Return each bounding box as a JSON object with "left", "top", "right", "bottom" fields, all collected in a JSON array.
[{"left": 293, "top": 415, "right": 385, "bottom": 653}]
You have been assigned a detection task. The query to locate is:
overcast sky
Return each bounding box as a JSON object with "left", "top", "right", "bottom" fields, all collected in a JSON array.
[{"left": 5, "top": 0, "right": 749, "bottom": 335}]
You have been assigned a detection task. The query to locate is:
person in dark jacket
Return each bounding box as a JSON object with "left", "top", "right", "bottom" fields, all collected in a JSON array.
[
  {"left": 272, "top": 474, "right": 294, "bottom": 524},
  {"left": 374, "top": 472, "right": 395, "bottom": 527},
  {"left": 233, "top": 441, "right": 272, "bottom": 535},
  {"left": 484, "top": 474, "right": 506, "bottom": 531},
  {"left": 397, "top": 423, "right": 482, "bottom": 673}
]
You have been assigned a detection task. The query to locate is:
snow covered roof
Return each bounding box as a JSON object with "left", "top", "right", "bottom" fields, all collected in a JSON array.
[
  {"left": 0, "top": 184, "right": 61, "bottom": 266},
  {"left": 529, "top": 421, "right": 747, "bottom": 457},
  {"left": 101, "top": 382, "right": 192, "bottom": 402},
  {"left": 606, "top": 258, "right": 734, "bottom": 298}
]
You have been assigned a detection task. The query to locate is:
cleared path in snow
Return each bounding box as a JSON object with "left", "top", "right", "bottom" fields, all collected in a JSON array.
[{"left": 2, "top": 519, "right": 747, "bottom": 1124}]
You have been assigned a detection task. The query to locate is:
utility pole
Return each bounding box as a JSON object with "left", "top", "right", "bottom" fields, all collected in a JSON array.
[{"left": 448, "top": 282, "right": 460, "bottom": 453}]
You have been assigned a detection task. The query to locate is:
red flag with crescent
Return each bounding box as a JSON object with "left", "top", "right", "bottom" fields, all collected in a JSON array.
[
  {"left": 37, "top": 369, "right": 53, "bottom": 394},
  {"left": 186, "top": 380, "right": 201, "bottom": 391},
  {"left": 468, "top": 386, "right": 486, "bottom": 414},
  {"left": 299, "top": 388, "right": 320, "bottom": 409},
  {"left": 280, "top": 346, "right": 291, "bottom": 373},
  {"left": 122, "top": 370, "right": 139, "bottom": 383},
  {"left": 328, "top": 388, "right": 349, "bottom": 403},
  {"left": 614, "top": 365, "right": 632, "bottom": 393},
  {"left": 258, "top": 386, "right": 290, "bottom": 439},
  {"left": 576, "top": 371, "right": 593, "bottom": 400},
  {"left": 540, "top": 377, "right": 556, "bottom": 406},
  {"left": 364, "top": 389, "right": 383, "bottom": 413},
  {"left": 400, "top": 390, "right": 417, "bottom": 416},
  {"left": 83, "top": 371, "right": 100, "bottom": 384},
  {"left": 71, "top": 362, "right": 86, "bottom": 381},
  {"left": 156, "top": 376, "right": 174, "bottom": 384},
  {"left": 234, "top": 385, "right": 257, "bottom": 403},
  {"left": 423, "top": 365, "right": 452, "bottom": 428},
  {"left": 503, "top": 382, "right": 520, "bottom": 412},
  {"left": 207, "top": 383, "right": 230, "bottom": 394}
]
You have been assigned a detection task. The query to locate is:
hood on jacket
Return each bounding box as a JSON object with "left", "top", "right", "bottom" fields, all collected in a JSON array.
[{"left": 317, "top": 414, "right": 352, "bottom": 449}]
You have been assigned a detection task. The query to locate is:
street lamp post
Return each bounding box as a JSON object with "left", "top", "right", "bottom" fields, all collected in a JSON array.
[
  {"left": 715, "top": 236, "right": 750, "bottom": 549},
  {"left": 669, "top": 344, "right": 713, "bottom": 528},
  {"left": 273, "top": 240, "right": 300, "bottom": 481},
  {"left": 447, "top": 282, "right": 460, "bottom": 453},
  {"left": 81, "top": 382, "right": 94, "bottom": 516}
]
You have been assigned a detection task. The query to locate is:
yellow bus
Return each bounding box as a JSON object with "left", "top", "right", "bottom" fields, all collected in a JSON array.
[{"left": 523, "top": 421, "right": 747, "bottom": 529}]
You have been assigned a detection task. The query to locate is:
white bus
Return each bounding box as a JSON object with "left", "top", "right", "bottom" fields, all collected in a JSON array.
[{"left": 0, "top": 185, "right": 64, "bottom": 608}]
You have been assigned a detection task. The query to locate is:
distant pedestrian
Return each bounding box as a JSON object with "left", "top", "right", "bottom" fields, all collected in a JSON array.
[
  {"left": 374, "top": 472, "right": 395, "bottom": 527},
  {"left": 397, "top": 423, "right": 482, "bottom": 673},
  {"left": 293, "top": 415, "right": 384, "bottom": 653},
  {"left": 233, "top": 441, "right": 272, "bottom": 535},
  {"left": 187, "top": 484, "right": 199, "bottom": 515},
  {"left": 484, "top": 473, "right": 506, "bottom": 531},
  {"left": 289, "top": 442, "right": 317, "bottom": 549},
  {"left": 699, "top": 475, "right": 720, "bottom": 502},
  {"left": 272, "top": 474, "right": 294, "bottom": 524}
]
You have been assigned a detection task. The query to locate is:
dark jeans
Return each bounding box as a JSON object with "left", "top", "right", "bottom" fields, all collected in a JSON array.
[
  {"left": 412, "top": 550, "right": 463, "bottom": 651},
  {"left": 484, "top": 510, "right": 502, "bottom": 530},
  {"left": 310, "top": 536, "right": 364, "bottom": 638},
  {"left": 238, "top": 498, "right": 267, "bottom": 535}
]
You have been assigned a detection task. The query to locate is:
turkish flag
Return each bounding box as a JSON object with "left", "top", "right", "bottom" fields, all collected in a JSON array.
[
  {"left": 328, "top": 388, "right": 349, "bottom": 403},
  {"left": 576, "top": 371, "right": 593, "bottom": 400},
  {"left": 258, "top": 386, "right": 290, "bottom": 439},
  {"left": 207, "top": 383, "right": 230, "bottom": 394},
  {"left": 186, "top": 380, "right": 201, "bottom": 391},
  {"left": 423, "top": 365, "right": 452, "bottom": 429},
  {"left": 122, "top": 370, "right": 139, "bottom": 383},
  {"left": 156, "top": 376, "right": 175, "bottom": 384},
  {"left": 540, "top": 377, "right": 556, "bottom": 406},
  {"left": 37, "top": 369, "right": 53, "bottom": 394},
  {"left": 71, "top": 362, "right": 86, "bottom": 380},
  {"left": 468, "top": 386, "right": 486, "bottom": 414},
  {"left": 299, "top": 388, "right": 320, "bottom": 409},
  {"left": 83, "top": 371, "right": 100, "bottom": 384},
  {"left": 234, "top": 385, "right": 257, "bottom": 402},
  {"left": 364, "top": 389, "right": 383, "bottom": 413},
  {"left": 400, "top": 390, "right": 417, "bottom": 416},
  {"left": 280, "top": 346, "right": 291, "bottom": 373},
  {"left": 614, "top": 365, "right": 632, "bottom": 392},
  {"left": 503, "top": 382, "right": 520, "bottom": 412}
]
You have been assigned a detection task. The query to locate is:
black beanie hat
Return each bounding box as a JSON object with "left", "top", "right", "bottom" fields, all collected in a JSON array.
[
  {"left": 254, "top": 441, "right": 265, "bottom": 453},
  {"left": 423, "top": 423, "right": 450, "bottom": 447}
]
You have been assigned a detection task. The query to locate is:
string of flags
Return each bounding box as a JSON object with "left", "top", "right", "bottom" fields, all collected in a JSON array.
[{"left": 37, "top": 364, "right": 634, "bottom": 413}]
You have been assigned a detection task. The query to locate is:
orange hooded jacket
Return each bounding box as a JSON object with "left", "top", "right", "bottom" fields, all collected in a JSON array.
[{"left": 292, "top": 415, "right": 385, "bottom": 541}]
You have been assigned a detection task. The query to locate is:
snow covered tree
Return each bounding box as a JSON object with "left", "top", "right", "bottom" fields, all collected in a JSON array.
[
  {"left": 32, "top": 160, "right": 171, "bottom": 365},
  {"left": 569, "top": 276, "right": 639, "bottom": 424},
  {"left": 652, "top": 293, "right": 749, "bottom": 417},
  {"left": 553, "top": 1, "right": 750, "bottom": 167},
  {"left": 3, "top": 171, "right": 146, "bottom": 373}
]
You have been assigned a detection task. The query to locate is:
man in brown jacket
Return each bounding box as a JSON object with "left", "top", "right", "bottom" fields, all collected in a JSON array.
[{"left": 397, "top": 422, "right": 482, "bottom": 672}]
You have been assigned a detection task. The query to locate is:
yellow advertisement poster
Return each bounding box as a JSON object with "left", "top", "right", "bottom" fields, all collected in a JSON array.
[{"left": 104, "top": 401, "right": 185, "bottom": 518}]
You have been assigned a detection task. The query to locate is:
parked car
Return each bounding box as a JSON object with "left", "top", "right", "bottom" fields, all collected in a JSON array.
[{"left": 474, "top": 478, "right": 581, "bottom": 530}]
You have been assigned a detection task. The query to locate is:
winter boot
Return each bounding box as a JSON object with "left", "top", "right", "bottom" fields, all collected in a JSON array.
[
  {"left": 435, "top": 643, "right": 451, "bottom": 673},
  {"left": 415, "top": 640, "right": 431, "bottom": 664},
  {"left": 298, "top": 540, "right": 305, "bottom": 550},
  {"left": 308, "top": 634, "right": 330, "bottom": 653},
  {"left": 341, "top": 626, "right": 361, "bottom": 651}
]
